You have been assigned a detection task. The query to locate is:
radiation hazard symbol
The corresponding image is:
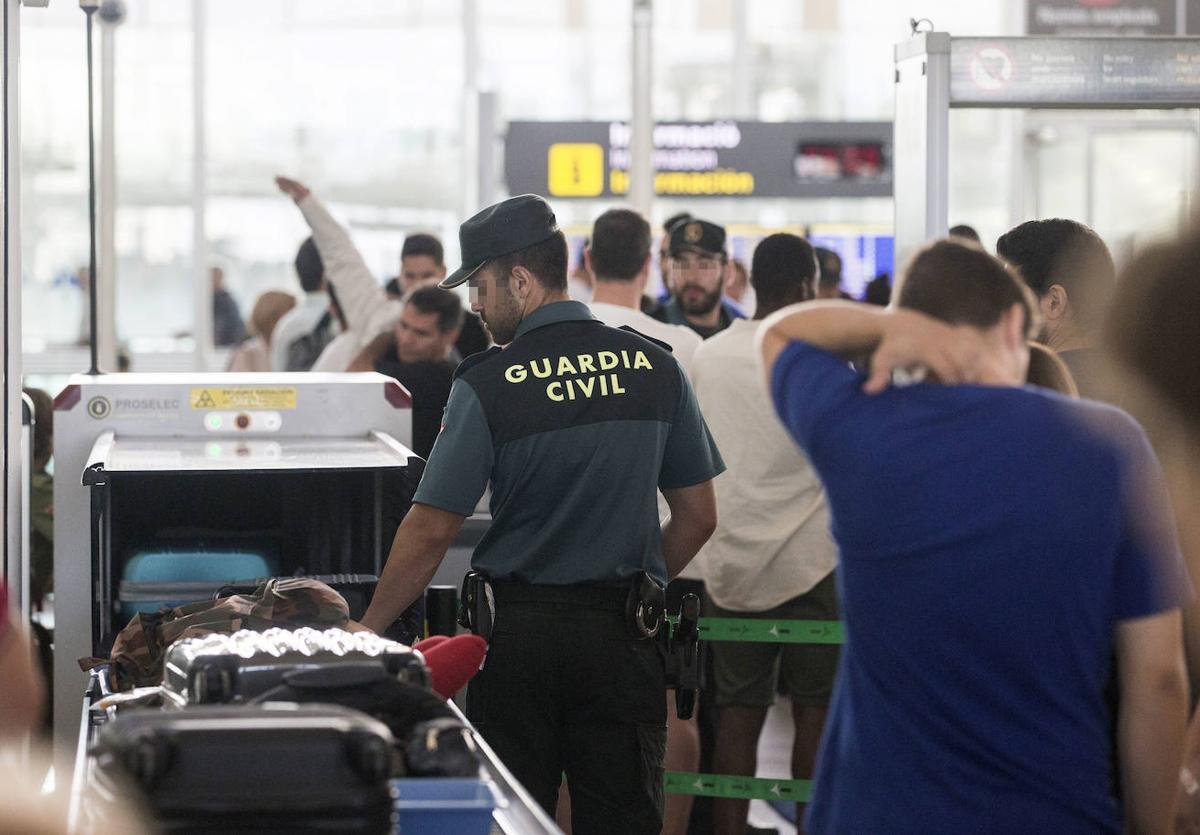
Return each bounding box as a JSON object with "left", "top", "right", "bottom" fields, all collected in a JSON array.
[
  {"left": 547, "top": 143, "right": 605, "bottom": 197},
  {"left": 189, "top": 387, "right": 297, "bottom": 410}
]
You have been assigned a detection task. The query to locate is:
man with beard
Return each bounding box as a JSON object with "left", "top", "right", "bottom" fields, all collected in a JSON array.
[
  {"left": 361, "top": 194, "right": 724, "bottom": 835},
  {"left": 653, "top": 218, "right": 744, "bottom": 339}
]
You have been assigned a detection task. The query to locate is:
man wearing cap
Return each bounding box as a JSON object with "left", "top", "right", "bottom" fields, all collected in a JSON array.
[
  {"left": 653, "top": 218, "right": 744, "bottom": 339},
  {"left": 361, "top": 194, "right": 725, "bottom": 834}
]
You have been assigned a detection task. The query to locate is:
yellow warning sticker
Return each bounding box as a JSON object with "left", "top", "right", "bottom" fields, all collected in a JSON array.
[
  {"left": 547, "top": 143, "right": 605, "bottom": 197},
  {"left": 189, "top": 387, "right": 297, "bottom": 410}
]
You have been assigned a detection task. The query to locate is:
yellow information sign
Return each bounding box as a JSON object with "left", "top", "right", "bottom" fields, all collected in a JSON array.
[
  {"left": 547, "top": 143, "right": 605, "bottom": 197},
  {"left": 189, "top": 387, "right": 297, "bottom": 410}
]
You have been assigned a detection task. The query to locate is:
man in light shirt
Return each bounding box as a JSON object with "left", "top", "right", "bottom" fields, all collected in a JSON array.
[
  {"left": 274, "top": 176, "right": 406, "bottom": 372},
  {"left": 585, "top": 208, "right": 701, "bottom": 374},
  {"left": 269, "top": 237, "right": 340, "bottom": 371},
  {"left": 585, "top": 208, "right": 704, "bottom": 835},
  {"left": 692, "top": 233, "right": 839, "bottom": 834}
]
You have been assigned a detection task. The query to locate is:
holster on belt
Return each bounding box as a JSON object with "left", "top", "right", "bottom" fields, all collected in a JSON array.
[
  {"left": 666, "top": 593, "right": 702, "bottom": 720},
  {"left": 458, "top": 571, "right": 495, "bottom": 641},
  {"left": 625, "top": 572, "right": 665, "bottom": 639}
]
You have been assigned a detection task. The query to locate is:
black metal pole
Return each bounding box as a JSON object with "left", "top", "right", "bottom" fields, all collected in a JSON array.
[{"left": 84, "top": 5, "right": 100, "bottom": 375}]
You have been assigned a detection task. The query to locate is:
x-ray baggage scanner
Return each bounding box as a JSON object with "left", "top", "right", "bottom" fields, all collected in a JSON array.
[
  {"left": 893, "top": 31, "right": 1200, "bottom": 264},
  {"left": 52, "top": 372, "right": 416, "bottom": 751}
]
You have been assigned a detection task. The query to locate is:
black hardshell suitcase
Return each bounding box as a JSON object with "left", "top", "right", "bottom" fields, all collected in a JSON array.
[
  {"left": 90, "top": 703, "right": 395, "bottom": 833},
  {"left": 161, "top": 626, "right": 430, "bottom": 706}
]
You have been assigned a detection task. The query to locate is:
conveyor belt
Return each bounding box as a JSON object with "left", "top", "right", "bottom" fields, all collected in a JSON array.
[{"left": 68, "top": 668, "right": 562, "bottom": 834}]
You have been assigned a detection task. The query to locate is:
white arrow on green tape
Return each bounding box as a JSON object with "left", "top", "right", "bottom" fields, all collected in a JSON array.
[{"left": 664, "top": 771, "right": 813, "bottom": 802}]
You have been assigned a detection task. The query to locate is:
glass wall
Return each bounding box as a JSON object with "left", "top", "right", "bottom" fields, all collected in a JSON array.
[{"left": 18, "top": 0, "right": 1194, "bottom": 374}]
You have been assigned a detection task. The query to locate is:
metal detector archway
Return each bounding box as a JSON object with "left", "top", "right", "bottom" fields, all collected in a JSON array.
[{"left": 893, "top": 31, "right": 1200, "bottom": 263}]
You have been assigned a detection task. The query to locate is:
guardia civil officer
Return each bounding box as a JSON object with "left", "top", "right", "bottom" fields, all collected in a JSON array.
[{"left": 362, "top": 194, "right": 724, "bottom": 834}]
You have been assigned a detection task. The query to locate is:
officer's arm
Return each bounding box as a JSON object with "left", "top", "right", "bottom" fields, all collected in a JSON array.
[
  {"left": 360, "top": 503, "right": 465, "bottom": 634},
  {"left": 661, "top": 480, "right": 718, "bottom": 581},
  {"left": 758, "top": 300, "right": 989, "bottom": 394}
]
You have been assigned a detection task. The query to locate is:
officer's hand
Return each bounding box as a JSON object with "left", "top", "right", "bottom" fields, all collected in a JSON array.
[
  {"left": 274, "top": 176, "right": 310, "bottom": 202},
  {"left": 864, "top": 309, "right": 988, "bottom": 394}
]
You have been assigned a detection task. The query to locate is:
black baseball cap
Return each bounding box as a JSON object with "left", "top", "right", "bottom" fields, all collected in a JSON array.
[
  {"left": 667, "top": 218, "right": 726, "bottom": 258},
  {"left": 440, "top": 194, "right": 560, "bottom": 289}
]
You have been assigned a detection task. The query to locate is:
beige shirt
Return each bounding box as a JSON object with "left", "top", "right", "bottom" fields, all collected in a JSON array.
[{"left": 691, "top": 319, "right": 837, "bottom": 610}]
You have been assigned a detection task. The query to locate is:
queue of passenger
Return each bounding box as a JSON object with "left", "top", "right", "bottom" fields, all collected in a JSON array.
[
  {"left": 6, "top": 190, "right": 1200, "bottom": 835},
  {"left": 215, "top": 200, "right": 1197, "bottom": 834}
]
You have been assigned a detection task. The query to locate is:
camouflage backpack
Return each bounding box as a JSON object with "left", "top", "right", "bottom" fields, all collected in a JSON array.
[{"left": 79, "top": 577, "right": 352, "bottom": 690}]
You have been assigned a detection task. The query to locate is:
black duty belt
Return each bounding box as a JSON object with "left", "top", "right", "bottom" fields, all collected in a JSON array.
[
  {"left": 458, "top": 573, "right": 665, "bottom": 640},
  {"left": 458, "top": 570, "right": 699, "bottom": 719},
  {"left": 489, "top": 581, "right": 630, "bottom": 611}
]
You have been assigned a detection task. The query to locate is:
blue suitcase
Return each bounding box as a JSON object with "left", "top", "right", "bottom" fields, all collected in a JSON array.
[{"left": 118, "top": 548, "right": 277, "bottom": 620}]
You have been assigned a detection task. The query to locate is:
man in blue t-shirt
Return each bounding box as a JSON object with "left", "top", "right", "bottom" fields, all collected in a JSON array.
[{"left": 758, "top": 239, "right": 1192, "bottom": 834}]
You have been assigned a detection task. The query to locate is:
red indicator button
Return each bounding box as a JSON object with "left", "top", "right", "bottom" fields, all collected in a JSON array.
[{"left": 235, "top": 413, "right": 251, "bottom": 429}]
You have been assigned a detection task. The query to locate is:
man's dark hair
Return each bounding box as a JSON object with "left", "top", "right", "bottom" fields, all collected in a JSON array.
[
  {"left": 815, "top": 247, "right": 842, "bottom": 286},
  {"left": 384, "top": 277, "right": 402, "bottom": 298},
  {"left": 491, "top": 231, "right": 569, "bottom": 292},
  {"left": 407, "top": 285, "right": 464, "bottom": 333},
  {"left": 590, "top": 209, "right": 651, "bottom": 281},
  {"left": 294, "top": 237, "right": 324, "bottom": 293},
  {"left": 897, "top": 239, "right": 1039, "bottom": 340},
  {"left": 864, "top": 273, "right": 892, "bottom": 306},
  {"left": 949, "top": 224, "right": 981, "bottom": 243},
  {"left": 401, "top": 233, "right": 444, "bottom": 266},
  {"left": 663, "top": 212, "right": 692, "bottom": 235},
  {"left": 995, "top": 218, "right": 1115, "bottom": 328},
  {"left": 750, "top": 233, "right": 818, "bottom": 312}
]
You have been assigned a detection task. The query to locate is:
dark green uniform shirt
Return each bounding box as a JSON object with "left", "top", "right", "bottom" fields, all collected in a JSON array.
[{"left": 414, "top": 300, "right": 724, "bottom": 586}]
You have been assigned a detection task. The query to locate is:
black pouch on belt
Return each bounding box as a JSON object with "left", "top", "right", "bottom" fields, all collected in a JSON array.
[
  {"left": 458, "top": 571, "right": 494, "bottom": 640},
  {"left": 625, "top": 571, "right": 666, "bottom": 639}
]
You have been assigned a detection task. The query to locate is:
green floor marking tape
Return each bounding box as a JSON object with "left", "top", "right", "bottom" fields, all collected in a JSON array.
[
  {"left": 667, "top": 616, "right": 844, "bottom": 645},
  {"left": 664, "top": 771, "right": 813, "bottom": 803}
]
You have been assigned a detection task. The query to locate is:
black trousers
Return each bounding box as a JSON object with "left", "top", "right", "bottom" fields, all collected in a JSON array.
[{"left": 465, "top": 583, "right": 667, "bottom": 835}]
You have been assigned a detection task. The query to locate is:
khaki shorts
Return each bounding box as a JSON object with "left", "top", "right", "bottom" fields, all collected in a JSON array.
[{"left": 707, "top": 572, "right": 840, "bottom": 708}]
